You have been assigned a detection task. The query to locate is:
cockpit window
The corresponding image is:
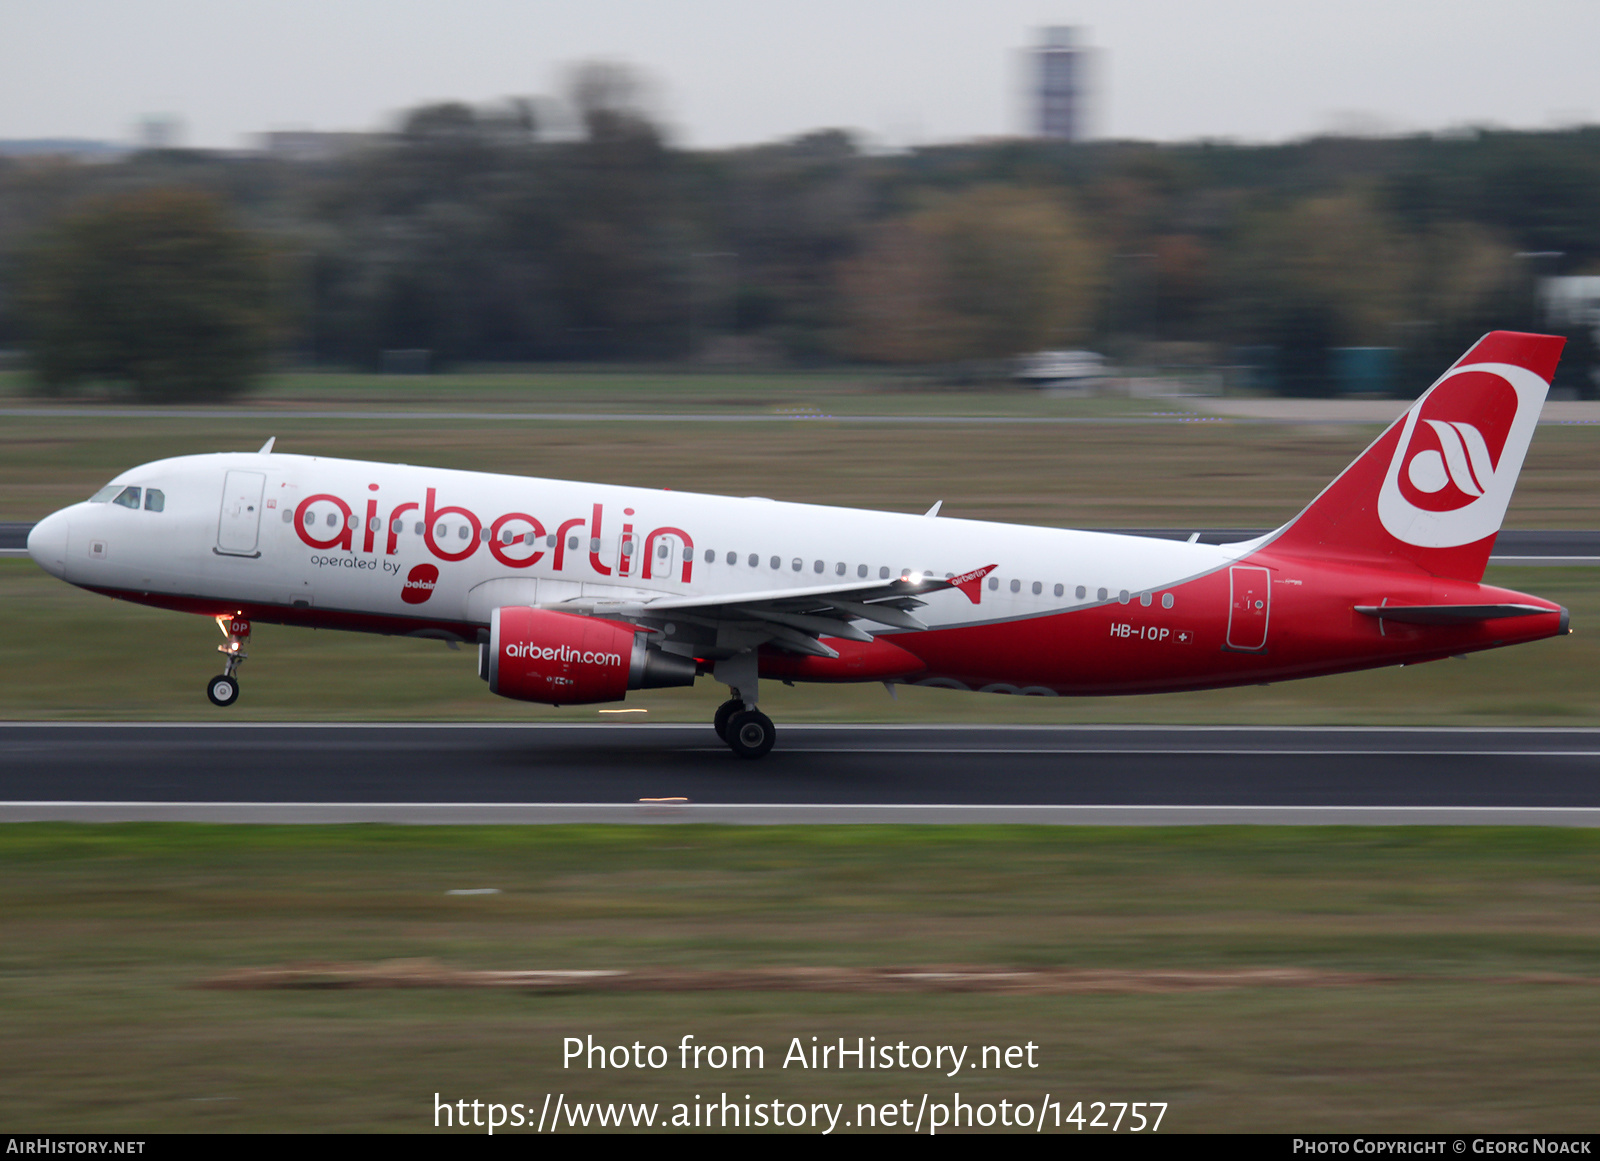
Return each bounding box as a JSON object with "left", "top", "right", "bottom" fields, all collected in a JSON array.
[
  {"left": 89, "top": 485, "right": 122, "bottom": 503},
  {"left": 111, "top": 486, "right": 141, "bottom": 509},
  {"left": 143, "top": 488, "right": 164, "bottom": 512}
]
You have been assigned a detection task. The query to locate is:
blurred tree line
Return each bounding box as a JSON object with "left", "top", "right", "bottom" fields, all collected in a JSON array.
[{"left": 5, "top": 64, "right": 1600, "bottom": 397}]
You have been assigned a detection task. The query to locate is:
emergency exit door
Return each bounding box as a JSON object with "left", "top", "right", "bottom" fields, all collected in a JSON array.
[
  {"left": 216, "top": 470, "right": 266, "bottom": 556},
  {"left": 1226, "top": 566, "right": 1271, "bottom": 651}
]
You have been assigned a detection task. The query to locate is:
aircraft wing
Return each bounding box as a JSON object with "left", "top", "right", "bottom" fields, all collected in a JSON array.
[{"left": 552, "top": 564, "right": 997, "bottom": 659}]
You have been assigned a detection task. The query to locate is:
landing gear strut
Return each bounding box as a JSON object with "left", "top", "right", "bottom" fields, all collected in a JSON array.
[{"left": 207, "top": 614, "right": 250, "bottom": 708}]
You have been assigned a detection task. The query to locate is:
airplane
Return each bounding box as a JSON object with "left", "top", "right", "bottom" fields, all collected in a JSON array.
[{"left": 24, "top": 331, "right": 1572, "bottom": 759}]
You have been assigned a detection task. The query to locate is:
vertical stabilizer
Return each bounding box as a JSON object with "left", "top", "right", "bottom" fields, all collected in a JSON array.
[{"left": 1263, "top": 331, "right": 1564, "bottom": 581}]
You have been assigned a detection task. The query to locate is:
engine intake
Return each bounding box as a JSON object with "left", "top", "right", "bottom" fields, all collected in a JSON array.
[{"left": 487, "top": 606, "right": 697, "bottom": 706}]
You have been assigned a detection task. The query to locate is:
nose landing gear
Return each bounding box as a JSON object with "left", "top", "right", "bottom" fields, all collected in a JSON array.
[{"left": 207, "top": 614, "right": 250, "bottom": 707}]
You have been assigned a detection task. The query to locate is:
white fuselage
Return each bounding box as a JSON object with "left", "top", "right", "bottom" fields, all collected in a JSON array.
[{"left": 31, "top": 452, "right": 1243, "bottom": 638}]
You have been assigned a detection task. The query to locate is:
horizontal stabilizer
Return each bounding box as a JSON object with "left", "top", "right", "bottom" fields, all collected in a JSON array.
[{"left": 1354, "top": 603, "right": 1553, "bottom": 625}]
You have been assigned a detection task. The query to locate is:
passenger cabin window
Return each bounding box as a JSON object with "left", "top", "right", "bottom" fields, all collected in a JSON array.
[
  {"left": 112, "top": 486, "right": 141, "bottom": 509},
  {"left": 858, "top": 564, "right": 868, "bottom": 578},
  {"left": 1010, "top": 579, "right": 1021, "bottom": 593},
  {"left": 1097, "top": 587, "right": 1108, "bottom": 601},
  {"left": 727, "top": 551, "right": 737, "bottom": 565},
  {"left": 704, "top": 549, "right": 715, "bottom": 564},
  {"left": 1162, "top": 593, "right": 1175, "bottom": 609},
  {"left": 1076, "top": 585, "right": 1086, "bottom": 600},
  {"left": 1054, "top": 583, "right": 1064, "bottom": 598},
  {"left": 143, "top": 489, "right": 164, "bottom": 512},
  {"left": 1032, "top": 581, "right": 1043, "bottom": 595},
  {"left": 879, "top": 566, "right": 890, "bottom": 579}
]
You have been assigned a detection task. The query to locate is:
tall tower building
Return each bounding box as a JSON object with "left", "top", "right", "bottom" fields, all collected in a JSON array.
[{"left": 1034, "top": 26, "right": 1083, "bottom": 141}]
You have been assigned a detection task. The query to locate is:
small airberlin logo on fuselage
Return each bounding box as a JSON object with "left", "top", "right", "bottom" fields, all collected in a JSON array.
[
  {"left": 1377, "top": 362, "right": 1547, "bottom": 549},
  {"left": 401, "top": 563, "right": 439, "bottom": 604}
]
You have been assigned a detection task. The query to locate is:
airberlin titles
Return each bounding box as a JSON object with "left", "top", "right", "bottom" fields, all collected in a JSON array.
[{"left": 293, "top": 486, "right": 695, "bottom": 588}]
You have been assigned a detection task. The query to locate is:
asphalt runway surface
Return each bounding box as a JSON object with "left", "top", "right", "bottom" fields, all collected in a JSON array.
[{"left": 5, "top": 723, "right": 1600, "bottom": 825}]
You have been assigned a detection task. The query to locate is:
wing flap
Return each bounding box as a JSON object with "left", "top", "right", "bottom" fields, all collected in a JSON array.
[{"left": 552, "top": 565, "right": 996, "bottom": 658}]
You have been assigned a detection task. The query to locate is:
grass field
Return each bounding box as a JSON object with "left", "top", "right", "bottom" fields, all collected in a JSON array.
[
  {"left": 3, "top": 824, "right": 1599, "bottom": 1133},
  {"left": 5, "top": 401, "right": 1600, "bottom": 528},
  {"left": 0, "top": 366, "right": 1171, "bottom": 417}
]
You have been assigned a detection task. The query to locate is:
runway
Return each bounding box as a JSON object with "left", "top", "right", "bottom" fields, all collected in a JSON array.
[{"left": 4, "top": 723, "right": 1600, "bottom": 825}]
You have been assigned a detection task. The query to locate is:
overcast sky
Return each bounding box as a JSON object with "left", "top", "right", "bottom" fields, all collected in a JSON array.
[{"left": 6, "top": 0, "right": 1600, "bottom": 150}]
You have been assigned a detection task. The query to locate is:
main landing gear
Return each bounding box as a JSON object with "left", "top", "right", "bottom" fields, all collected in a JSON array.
[
  {"left": 715, "top": 694, "right": 776, "bottom": 758},
  {"left": 712, "top": 653, "right": 775, "bottom": 759},
  {"left": 725, "top": 708, "right": 775, "bottom": 759},
  {"left": 207, "top": 614, "right": 250, "bottom": 708}
]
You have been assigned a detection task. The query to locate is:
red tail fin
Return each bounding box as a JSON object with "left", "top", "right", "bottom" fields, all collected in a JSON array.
[{"left": 1263, "top": 331, "right": 1564, "bottom": 581}]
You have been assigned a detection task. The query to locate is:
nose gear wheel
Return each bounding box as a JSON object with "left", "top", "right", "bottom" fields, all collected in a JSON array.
[{"left": 206, "top": 675, "right": 240, "bottom": 707}]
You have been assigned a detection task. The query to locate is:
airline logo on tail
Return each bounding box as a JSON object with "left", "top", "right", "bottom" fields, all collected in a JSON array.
[{"left": 1378, "top": 362, "right": 1548, "bottom": 548}]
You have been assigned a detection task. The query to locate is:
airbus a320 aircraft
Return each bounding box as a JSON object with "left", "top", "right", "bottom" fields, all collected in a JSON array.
[{"left": 26, "top": 332, "right": 1572, "bottom": 758}]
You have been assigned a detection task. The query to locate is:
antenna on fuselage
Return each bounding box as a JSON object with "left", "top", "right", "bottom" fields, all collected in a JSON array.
[{"left": 258, "top": 437, "right": 276, "bottom": 454}]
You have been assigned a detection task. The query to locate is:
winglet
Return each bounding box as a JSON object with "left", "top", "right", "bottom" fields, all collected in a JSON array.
[
  {"left": 258, "top": 437, "right": 276, "bottom": 455},
  {"left": 949, "top": 563, "right": 997, "bottom": 604},
  {"left": 924, "top": 501, "right": 942, "bottom": 517}
]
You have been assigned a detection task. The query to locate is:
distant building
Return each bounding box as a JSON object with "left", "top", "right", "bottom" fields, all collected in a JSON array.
[
  {"left": 0, "top": 139, "right": 129, "bottom": 162},
  {"left": 138, "top": 115, "right": 184, "bottom": 150},
  {"left": 1540, "top": 276, "right": 1600, "bottom": 335},
  {"left": 258, "top": 131, "right": 380, "bottom": 164},
  {"left": 1034, "top": 26, "right": 1085, "bottom": 141}
]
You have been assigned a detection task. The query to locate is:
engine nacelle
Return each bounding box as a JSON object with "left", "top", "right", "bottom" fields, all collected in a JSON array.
[{"left": 487, "top": 606, "right": 697, "bottom": 706}]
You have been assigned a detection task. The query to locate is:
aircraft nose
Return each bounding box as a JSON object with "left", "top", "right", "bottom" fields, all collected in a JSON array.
[{"left": 26, "top": 511, "right": 69, "bottom": 579}]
